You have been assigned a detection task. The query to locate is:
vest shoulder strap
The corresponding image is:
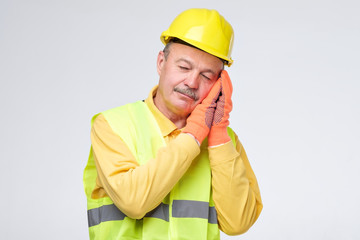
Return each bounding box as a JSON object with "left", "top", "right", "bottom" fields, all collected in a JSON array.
[{"left": 101, "top": 101, "right": 165, "bottom": 165}]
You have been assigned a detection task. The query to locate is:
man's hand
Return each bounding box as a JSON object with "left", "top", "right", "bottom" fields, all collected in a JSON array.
[
  {"left": 183, "top": 79, "right": 222, "bottom": 144},
  {"left": 208, "top": 70, "right": 233, "bottom": 147}
]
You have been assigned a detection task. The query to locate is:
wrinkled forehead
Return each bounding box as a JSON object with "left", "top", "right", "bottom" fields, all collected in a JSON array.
[{"left": 167, "top": 43, "right": 224, "bottom": 73}]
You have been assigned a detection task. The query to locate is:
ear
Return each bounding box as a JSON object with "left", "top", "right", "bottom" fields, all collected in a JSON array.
[{"left": 157, "top": 51, "right": 165, "bottom": 76}]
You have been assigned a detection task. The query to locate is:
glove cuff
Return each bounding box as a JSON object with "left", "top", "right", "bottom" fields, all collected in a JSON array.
[
  {"left": 208, "top": 126, "right": 231, "bottom": 147},
  {"left": 183, "top": 121, "right": 209, "bottom": 144}
]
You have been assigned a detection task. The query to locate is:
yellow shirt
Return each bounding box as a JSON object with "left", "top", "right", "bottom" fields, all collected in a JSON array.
[{"left": 90, "top": 86, "right": 263, "bottom": 235}]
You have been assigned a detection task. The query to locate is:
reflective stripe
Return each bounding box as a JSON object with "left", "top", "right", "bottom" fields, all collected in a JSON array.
[
  {"left": 88, "top": 204, "right": 125, "bottom": 227},
  {"left": 145, "top": 203, "right": 169, "bottom": 221},
  {"left": 88, "top": 203, "right": 169, "bottom": 227},
  {"left": 172, "top": 200, "right": 218, "bottom": 224},
  {"left": 88, "top": 200, "right": 217, "bottom": 227},
  {"left": 208, "top": 206, "right": 218, "bottom": 224}
]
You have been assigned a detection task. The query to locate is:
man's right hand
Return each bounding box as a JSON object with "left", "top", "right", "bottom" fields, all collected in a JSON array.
[
  {"left": 208, "top": 70, "right": 233, "bottom": 147},
  {"left": 183, "top": 79, "right": 222, "bottom": 144}
]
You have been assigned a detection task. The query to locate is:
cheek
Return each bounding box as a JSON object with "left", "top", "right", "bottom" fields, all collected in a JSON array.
[
  {"left": 197, "top": 88, "right": 211, "bottom": 103},
  {"left": 200, "top": 82, "right": 215, "bottom": 97},
  {"left": 159, "top": 73, "right": 176, "bottom": 92},
  {"left": 197, "top": 80, "right": 219, "bottom": 103}
]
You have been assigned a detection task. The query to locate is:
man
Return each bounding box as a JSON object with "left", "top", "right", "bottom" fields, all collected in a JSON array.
[{"left": 84, "top": 8, "right": 262, "bottom": 239}]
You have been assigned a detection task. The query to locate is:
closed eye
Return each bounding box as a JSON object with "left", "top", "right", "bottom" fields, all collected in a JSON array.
[
  {"left": 179, "top": 65, "right": 190, "bottom": 70},
  {"left": 201, "top": 73, "right": 211, "bottom": 80}
]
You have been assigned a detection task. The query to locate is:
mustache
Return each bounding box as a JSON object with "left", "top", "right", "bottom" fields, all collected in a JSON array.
[{"left": 174, "top": 87, "right": 199, "bottom": 101}]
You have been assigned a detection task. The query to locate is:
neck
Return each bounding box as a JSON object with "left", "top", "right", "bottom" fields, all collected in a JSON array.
[
  {"left": 153, "top": 96, "right": 188, "bottom": 129},
  {"left": 166, "top": 113, "right": 187, "bottom": 129}
]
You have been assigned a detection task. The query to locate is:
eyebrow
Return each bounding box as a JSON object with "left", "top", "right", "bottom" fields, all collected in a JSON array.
[{"left": 175, "top": 58, "right": 216, "bottom": 75}]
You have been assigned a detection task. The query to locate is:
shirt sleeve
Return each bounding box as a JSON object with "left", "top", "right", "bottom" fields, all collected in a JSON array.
[
  {"left": 209, "top": 132, "right": 263, "bottom": 235},
  {"left": 90, "top": 114, "right": 200, "bottom": 219}
]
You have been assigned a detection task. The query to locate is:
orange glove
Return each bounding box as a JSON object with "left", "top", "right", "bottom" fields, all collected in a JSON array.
[
  {"left": 183, "top": 79, "right": 222, "bottom": 144},
  {"left": 208, "top": 70, "right": 233, "bottom": 147}
]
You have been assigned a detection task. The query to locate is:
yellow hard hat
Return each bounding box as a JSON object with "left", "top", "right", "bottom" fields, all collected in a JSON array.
[{"left": 161, "top": 8, "right": 234, "bottom": 66}]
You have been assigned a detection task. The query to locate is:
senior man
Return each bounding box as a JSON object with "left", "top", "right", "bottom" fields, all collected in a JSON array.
[{"left": 84, "top": 8, "right": 262, "bottom": 240}]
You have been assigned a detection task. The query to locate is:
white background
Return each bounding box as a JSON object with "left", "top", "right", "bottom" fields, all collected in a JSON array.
[{"left": 1, "top": 0, "right": 359, "bottom": 239}]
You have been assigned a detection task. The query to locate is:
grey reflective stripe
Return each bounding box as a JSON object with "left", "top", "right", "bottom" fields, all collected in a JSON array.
[
  {"left": 88, "top": 203, "right": 169, "bottom": 227},
  {"left": 145, "top": 203, "right": 169, "bottom": 221},
  {"left": 88, "top": 200, "right": 217, "bottom": 227},
  {"left": 172, "top": 200, "right": 218, "bottom": 224},
  {"left": 208, "top": 206, "right": 218, "bottom": 224},
  {"left": 88, "top": 204, "right": 126, "bottom": 227}
]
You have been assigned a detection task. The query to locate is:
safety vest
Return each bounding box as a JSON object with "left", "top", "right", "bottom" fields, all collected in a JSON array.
[{"left": 83, "top": 101, "right": 236, "bottom": 239}]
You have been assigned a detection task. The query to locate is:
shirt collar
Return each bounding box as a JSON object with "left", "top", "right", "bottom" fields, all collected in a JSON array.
[{"left": 145, "top": 85, "right": 178, "bottom": 137}]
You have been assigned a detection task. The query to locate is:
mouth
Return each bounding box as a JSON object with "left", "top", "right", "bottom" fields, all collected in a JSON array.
[{"left": 174, "top": 87, "right": 198, "bottom": 101}]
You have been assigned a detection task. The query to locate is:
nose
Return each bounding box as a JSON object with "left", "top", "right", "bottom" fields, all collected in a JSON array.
[{"left": 184, "top": 72, "right": 200, "bottom": 89}]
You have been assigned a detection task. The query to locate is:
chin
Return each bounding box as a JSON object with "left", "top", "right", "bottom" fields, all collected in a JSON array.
[{"left": 173, "top": 104, "right": 194, "bottom": 117}]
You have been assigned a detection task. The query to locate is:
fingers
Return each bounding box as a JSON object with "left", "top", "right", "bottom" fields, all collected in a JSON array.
[
  {"left": 220, "top": 70, "right": 233, "bottom": 95},
  {"left": 207, "top": 70, "right": 233, "bottom": 146},
  {"left": 202, "top": 78, "right": 221, "bottom": 104},
  {"left": 219, "top": 70, "right": 233, "bottom": 116}
]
